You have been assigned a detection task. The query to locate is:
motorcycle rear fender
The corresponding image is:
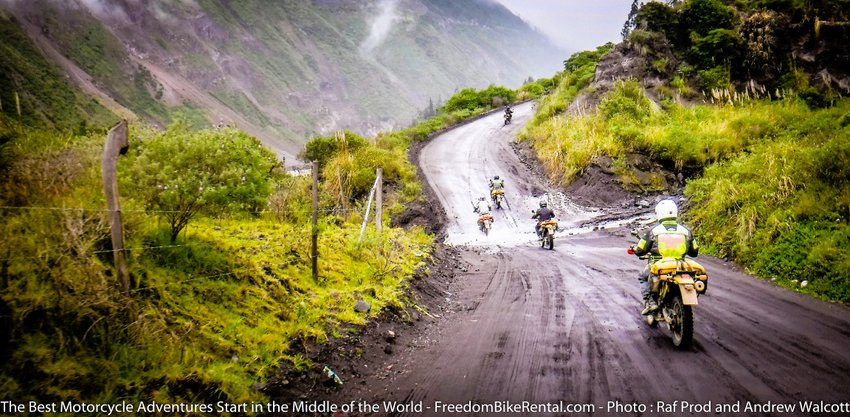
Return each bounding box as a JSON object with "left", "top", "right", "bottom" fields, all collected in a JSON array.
[{"left": 676, "top": 275, "right": 698, "bottom": 305}]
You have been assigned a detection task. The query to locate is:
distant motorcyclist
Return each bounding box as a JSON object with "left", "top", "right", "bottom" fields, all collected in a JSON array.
[
  {"left": 629, "top": 199, "right": 700, "bottom": 315},
  {"left": 503, "top": 106, "right": 513, "bottom": 125},
  {"left": 489, "top": 175, "right": 505, "bottom": 192},
  {"left": 531, "top": 201, "right": 555, "bottom": 239},
  {"left": 472, "top": 195, "right": 492, "bottom": 215}
]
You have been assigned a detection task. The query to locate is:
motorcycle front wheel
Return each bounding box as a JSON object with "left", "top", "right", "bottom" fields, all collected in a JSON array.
[{"left": 669, "top": 294, "right": 694, "bottom": 348}]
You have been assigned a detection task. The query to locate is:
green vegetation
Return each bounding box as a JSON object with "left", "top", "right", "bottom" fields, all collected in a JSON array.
[
  {"left": 626, "top": 0, "right": 850, "bottom": 94},
  {"left": 686, "top": 100, "right": 850, "bottom": 301},
  {"left": 524, "top": 43, "right": 615, "bottom": 133},
  {"left": 123, "top": 124, "right": 278, "bottom": 242},
  {"left": 0, "top": 118, "right": 432, "bottom": 405},
  {"left": 440, "top": 85, "right": 516, "bottom": 113}
]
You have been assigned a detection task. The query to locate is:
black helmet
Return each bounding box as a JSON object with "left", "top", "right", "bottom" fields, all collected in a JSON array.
[
  {"left": 494, "top": 175, "right": 500, "bottom": 180},
  {"left": 539, "top": 201, "right": 547, "bottom": 208}
]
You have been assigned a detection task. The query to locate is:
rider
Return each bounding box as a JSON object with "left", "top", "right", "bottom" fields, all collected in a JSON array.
[
  {"left": 504, "top": 105, "right": 513, "bottom": 118},
  {"left": 629, "top": 199, "right": 700, "bottom": 315},
  {"left": 531, "top": 201, "right": 555, "bottom": 239},
  {"left": 489, "top": 175, "right": 505, "bottom": 195},
  {"left": 473, "top": 195, "right": 492, "bottom": 216}
]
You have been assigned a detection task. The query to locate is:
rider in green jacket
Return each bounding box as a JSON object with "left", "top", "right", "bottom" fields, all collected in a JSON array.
[{"left": 630, "top": 199, "right": 699, "bottom": 315}]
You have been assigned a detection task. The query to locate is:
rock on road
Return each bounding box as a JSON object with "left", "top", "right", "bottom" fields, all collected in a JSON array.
[{"left": 372, "top": 103, "right": 850, "bottom": 416}]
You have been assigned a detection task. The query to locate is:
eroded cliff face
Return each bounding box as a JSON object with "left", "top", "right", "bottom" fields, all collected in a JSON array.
[{"left": 0, "top": 0, "right": 564, "bottom": 160}]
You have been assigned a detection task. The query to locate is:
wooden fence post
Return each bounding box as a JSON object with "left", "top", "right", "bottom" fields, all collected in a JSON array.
[
  {"left": 102, "top": 120, "right": 130, "bottom": 296},
  {"left": 311, "top": 161, "right": 319, "bottom": 282},
  {"left": 376, "top": 168, "right": 382, "bottom": 235}
]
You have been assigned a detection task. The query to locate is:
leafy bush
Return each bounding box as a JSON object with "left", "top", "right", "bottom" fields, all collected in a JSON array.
[
  {"left": 439, "top": 85, "right": 516, "bottom": 113},
  {"left": 564, "top": 42, "right": 615, "bottom": 72},
  {"left": 636, "top": 2, "right": 681, "bottom": 45},
  {"left": 679, "top": 0, "right": 739, "bottom": 38},
  {"left": 440, "top": 88, "right": 481, "bottom": 113},
  {"left": 599, "top": 80, "right": 655, "bottom": 121},
  {"left": 123, "top": 124, "right": 278, "bottom": 242},
  {"left": 689, "top": 28, "right": 745, "bottom": 70},
  {"left": 697, "top": 66, "right": 732, "bottom": 91},
  {"left": 300, "top": 130, "right": 368, "bottom": 168}
]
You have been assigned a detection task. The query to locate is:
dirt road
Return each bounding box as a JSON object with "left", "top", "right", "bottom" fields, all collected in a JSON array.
[{"left": 350, "top": 103, "right": 850, "bottom": 416}]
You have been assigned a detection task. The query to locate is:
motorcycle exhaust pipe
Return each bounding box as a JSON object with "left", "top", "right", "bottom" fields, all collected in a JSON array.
[{"left": 694, "top": 280, "right": 706, "bottom": 292}]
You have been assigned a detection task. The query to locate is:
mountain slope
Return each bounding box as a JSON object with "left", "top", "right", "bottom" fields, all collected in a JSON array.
[{"left": 0, "top": 0, "right": 564, "bottom": 160}]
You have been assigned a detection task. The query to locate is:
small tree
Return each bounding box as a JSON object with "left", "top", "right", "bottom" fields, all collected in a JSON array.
[
  {"left": 622, "top": 0, "right": 641, "bottom": 39},
  {"left": 636, "top": 1, "right": 680, "bottom": 45},
  {"left": 126, "top": 123, "right": 277, "bottom": 242}
]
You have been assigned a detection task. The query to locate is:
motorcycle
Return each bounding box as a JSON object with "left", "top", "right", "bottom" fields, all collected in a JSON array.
[
  {"left": 478, "top": 214, "right": 494, "bottom": 235},
  {"left": 538, "top": 220, "right": 557, "bottom": 250},
  {"left": 628, "top": 234, "right": 709, "bottom": 348},
  {"left": 504, "top": 112, "right": 512, "bottom": 125},
  {"left": 490, "top": 189, "right": 505, "bottom": 209}
]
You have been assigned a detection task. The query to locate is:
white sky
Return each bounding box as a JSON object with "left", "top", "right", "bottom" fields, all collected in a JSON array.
[{"left": 495, "top": 0, "right": 634, "bottom": 54}]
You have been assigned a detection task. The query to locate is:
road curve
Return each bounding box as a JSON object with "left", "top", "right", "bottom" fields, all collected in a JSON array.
[{"left": 380, "top": 103, "right": 850, "bottom": 416}]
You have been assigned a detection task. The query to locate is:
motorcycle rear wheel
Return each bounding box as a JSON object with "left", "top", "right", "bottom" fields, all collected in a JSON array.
[
  {"left": 669, "top": 295, "right": 694, "bottom": 348},
  {"left": 546, "top": 233, "right": 554, "bottom": 250}
]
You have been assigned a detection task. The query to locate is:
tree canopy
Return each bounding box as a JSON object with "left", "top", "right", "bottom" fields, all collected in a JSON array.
[{"left": 124, "top": 123, "right": 278, "bottom": 242}]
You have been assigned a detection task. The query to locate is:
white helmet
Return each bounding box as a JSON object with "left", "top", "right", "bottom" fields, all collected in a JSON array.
[{"left": 655, "top": 199, "right": 678, "bottom": 221}]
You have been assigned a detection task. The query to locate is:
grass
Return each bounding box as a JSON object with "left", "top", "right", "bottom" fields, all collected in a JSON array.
[{"left": 0, "top": 120, "right": 433, "bottom": 405}]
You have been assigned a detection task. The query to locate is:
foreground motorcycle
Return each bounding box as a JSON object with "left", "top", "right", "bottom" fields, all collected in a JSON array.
[
  {"left": 478, "top": 214, "right": 494, "bottom": 235},
  {"left": 628, "top": 236, "right": 709, "bottom": 348},
  {"left": 490, "top": 189, "right": 505, "bottom": 209},
  {"left": 538, "top": 220, "right": 557, "bottom": 250}
]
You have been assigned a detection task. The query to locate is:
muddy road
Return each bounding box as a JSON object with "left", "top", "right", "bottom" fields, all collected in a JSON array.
[{"left": 332, "top": 103, "right": 850, "bottom": 416}]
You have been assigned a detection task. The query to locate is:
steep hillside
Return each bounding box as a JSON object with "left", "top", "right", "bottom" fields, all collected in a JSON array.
[
  {"left": 0, "top": 8, "right": 116, "bottom": 132},
  {"left": 0, "top": 0, "right": 564, "bottom": 160}
]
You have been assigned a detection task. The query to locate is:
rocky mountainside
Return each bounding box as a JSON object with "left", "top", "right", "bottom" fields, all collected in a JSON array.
[{"left": 0, "top": 0, "right": 564, "bottom": 160}]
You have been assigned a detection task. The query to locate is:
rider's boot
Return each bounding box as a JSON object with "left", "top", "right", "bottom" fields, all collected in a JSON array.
[{"left": 641, "top": 297, "right": 659, "bottom": 315}]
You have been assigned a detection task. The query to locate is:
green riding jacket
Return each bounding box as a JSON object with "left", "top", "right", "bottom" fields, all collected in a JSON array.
[{"left": 632, "top": 219, "right": 699, "bottom": 261}]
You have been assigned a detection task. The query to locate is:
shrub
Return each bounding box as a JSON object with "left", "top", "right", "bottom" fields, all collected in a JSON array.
[
  {"left": 689, "top": 28, "right": 745, "bottom": 70},
  {"left": 300, "top": 130, "right": 368, "bottom": 168},
  {"left": 636, "top": 2, "right": 681, "bottom": 45},
  {"left": 599, "top": 80, "right": 654, "bottom": 121},
  {"left": 679, "top": 0, "right": 739, "bottom": 38},
  {"left": 123, "top": 124, "right": 277, "bottom": 242}
]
